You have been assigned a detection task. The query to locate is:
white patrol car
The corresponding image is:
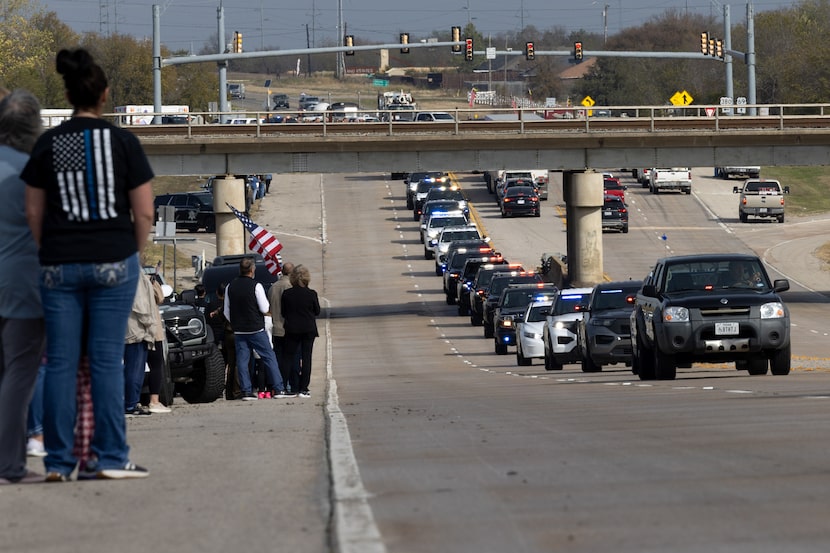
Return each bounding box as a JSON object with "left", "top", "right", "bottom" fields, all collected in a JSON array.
[
  {"left": 542, "top": 287, "right": 594, "bottom": 370},
  {"left": 422, "top": 212, "right": 469, "bottom": 259},
  {"left": 426, "top": 225, "right": 483, "bottom": 260}
]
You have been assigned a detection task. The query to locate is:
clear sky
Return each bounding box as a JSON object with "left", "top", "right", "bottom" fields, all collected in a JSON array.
[{"left": 38, "top": 0, "right": 796, "bottom": 53}]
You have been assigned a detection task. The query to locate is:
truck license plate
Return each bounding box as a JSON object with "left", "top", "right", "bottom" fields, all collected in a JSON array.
[
  {"left": 759, "top": 207, "right": 768, "bottom": 213},
  {"left": 604, "top": 210, "right": 612, "bottom": 216},
  {"left": 715, "top": 322, "right": 739, "bottom": 335},
  {"left": 517, "top": 199, "right": 525, "bottom": 204}
]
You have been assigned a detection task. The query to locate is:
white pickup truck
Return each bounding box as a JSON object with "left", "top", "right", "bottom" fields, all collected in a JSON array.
[
  {"left": 733, "top": 179, "right": 789, "bottom": 223},
  {"left": 648, "top": 168, "right": 692, "bottom": 194}
]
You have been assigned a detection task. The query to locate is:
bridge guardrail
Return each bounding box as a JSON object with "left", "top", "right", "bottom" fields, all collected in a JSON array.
[{"left": 116, "top": 103, "right": 830, "bottom": 139}]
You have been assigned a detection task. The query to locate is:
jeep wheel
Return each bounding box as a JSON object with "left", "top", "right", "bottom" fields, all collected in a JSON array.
[
  {"left": 457, "top": 303, "right": 469, "bottom": 316},
  {"left": 470, "top": 312, "right": 483, "bottom": 326},
  {"left": 769, "top": 344, "right": 791, "bottom": 375},
  {"left": 483, "top": 324, "right": 494, "bottom": 339},
  {"left": 179, "top": 348, "right": 226, "bottom": 403},
  {"left": 495, "top": 341, "right": 508, "bottom": 355},
  {"left": 157, "top": 357, "right": 175, "bottom": 406},
  {"left": 445, "top": 294, "right": 454, "bottom": 305},
  {"left": 206, "top": 217, "right": 216, "bottom": 233},
  {"left": 516, "top": 348, "right": 532, "bottom": 366},
  {"left": 653, "top": 348, "right": 676, "bottom": 380}
]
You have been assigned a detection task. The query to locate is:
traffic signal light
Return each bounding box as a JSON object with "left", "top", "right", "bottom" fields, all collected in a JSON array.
[
  {"left": 700, "top": 32, "right": 709, "bottom": 55},
  {"left": 525, "top": 42, "right": 535, "bottom": 61},
  {"left": 233, "top": 31, "right": 242, "bottom": 53},
  {"left": 709, "top": 38, "right": 715, "bottom": 57},
  {"left": 465, "top": 37, "right": 474, "bottom": 61},
  {"left": 574, "top": 41, "right": 583, "bottom": 61},
  {"left": 400, "top": 33, "right": 410, "bottom": 54},
  {"left": 451, "top": 26, "right": 461, "bottom": 52},
  {"left": 715, "top": 38, "right": 724, "bottom": 58},
  {"left": 344, "top": 35, "right": 354, "bottom": 56}
]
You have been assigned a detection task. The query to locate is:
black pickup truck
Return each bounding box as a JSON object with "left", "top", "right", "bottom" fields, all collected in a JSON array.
[{"left": 630, "top": 254, "right": 791, "bottom": 380}]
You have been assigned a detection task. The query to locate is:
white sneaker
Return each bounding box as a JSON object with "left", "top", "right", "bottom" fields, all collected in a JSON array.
[
  {"left": 26, "top": 438, "right": 46, "bottom": 457},
  {"left": 148, "top": 402, "right": 172, "bottom": 413}
]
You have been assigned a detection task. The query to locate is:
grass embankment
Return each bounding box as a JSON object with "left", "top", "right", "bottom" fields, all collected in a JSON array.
[{"left": 761, "top": 167, "right": 830, "bottom": 266}]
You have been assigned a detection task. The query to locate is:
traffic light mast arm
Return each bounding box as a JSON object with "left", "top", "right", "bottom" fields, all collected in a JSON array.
[{"left": 163, "top": 44, "right": 737, "bottom": 66}]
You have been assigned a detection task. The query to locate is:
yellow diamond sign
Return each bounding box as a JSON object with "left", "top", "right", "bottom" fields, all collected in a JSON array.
[
  {"left": 670, "top": 90, "right": 694, "bottom": 106},
  {"left": 581, "top": 95, "right": 595, "bottom": 107}
]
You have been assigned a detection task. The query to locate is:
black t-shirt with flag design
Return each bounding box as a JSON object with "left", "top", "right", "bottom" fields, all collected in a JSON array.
[{"left": 22, "top": 117, "right": 154, "bottom": 265}]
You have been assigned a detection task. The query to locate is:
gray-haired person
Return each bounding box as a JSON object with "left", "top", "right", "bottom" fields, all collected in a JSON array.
[{"left": 0, "top": 89, "right": 47, "bottom": 484}]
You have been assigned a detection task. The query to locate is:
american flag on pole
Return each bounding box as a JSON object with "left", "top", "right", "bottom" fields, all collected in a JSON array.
[{"left": 226, "top": 203, "right": 283, "bottom": 275}]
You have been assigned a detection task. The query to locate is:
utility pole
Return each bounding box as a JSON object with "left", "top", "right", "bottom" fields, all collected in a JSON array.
[
  {"left": 746, "top": 2, "right": 757, "bottom": 115},
  {"left": 217, "top": 1, "right": 229, "bottom": 122},
  {"left": 336, "top": 0, "right": 344, "bottom": 79},
  {"left": 305, "top": 23, "right": 312, "bottom": 76},
  {"left": 723, "top": 4, "right": 733, "bottom": 103},
  {"left": 603, "top": 4, "right": 609, "bottom": 45}
]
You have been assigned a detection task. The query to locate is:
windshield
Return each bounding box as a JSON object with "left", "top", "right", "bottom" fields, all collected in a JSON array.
[
  {"left": 592, "top": 285, "right": 640, "bottom": 310},
  {"left": 430, "top": 216, "right": 467, "bottom": 229},
  {"left": 552, "top": 293, "right": 588, "bottom": 315},
  {"left": 526, "top": 303, "right": 551, "bottom": 323},
  {"left": 442, "top": 230, "right": 480, "bottom": 242},
  {"left": 665, "top": 260, "right": 770, "bottom": 292},
  {"left": 501, "top": 289, "right": 543, "bottom": 308}
]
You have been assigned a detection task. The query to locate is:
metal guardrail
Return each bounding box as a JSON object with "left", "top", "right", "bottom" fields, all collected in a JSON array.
[{"left": 118, "top": 104, "right": 830, "bottom": 140}]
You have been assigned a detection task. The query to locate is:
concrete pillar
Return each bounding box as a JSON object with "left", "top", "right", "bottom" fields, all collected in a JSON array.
[
  {"left": 563, "top": 171, "right": 604, "bottom": 287},
  {"left": 213, "top": 176, "right": 247, "bottom": 257}
]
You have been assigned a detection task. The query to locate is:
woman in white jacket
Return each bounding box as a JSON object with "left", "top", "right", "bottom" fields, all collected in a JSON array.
[{"left": 123, "top": 273, "right": 159, "bottom": 416}]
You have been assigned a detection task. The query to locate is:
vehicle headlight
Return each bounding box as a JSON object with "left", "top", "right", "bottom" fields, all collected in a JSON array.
[
  {"left": 523, "top": 331, "right": 540, "bottom": 340},
  {"left": 663, "top": 306, "right": 689, "bottom": 322},
  {"left": 760, "top": 302, "right": 786, "bottom": 319},
  {"left": 499, "top": 318, "right": 513, "bottom": 328}
]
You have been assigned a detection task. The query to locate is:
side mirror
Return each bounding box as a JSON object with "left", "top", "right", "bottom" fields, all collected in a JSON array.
[
  {"left": 641, "top": 284, "right": 658, "bottom": 298},
  {"left": 773, "top": 279, "right": 790, "bottom": 293},
  {"left": 161, "top": 284, "right": 174, "bottom": 299},
  {"left": 733, "top": 186, "right": 740, "bottom": 194},
  {"left": 783, "top": 186, "right": 791, "bottom": 194}
]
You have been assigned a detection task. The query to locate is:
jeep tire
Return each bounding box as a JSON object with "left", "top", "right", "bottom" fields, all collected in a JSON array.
[{"left": 178, "top": 347, "right": 226, "bottom": 403}]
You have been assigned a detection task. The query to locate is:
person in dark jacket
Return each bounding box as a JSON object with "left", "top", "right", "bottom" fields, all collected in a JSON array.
[{"left": 281, "top": 265, "right": 320, "bottom": 399}]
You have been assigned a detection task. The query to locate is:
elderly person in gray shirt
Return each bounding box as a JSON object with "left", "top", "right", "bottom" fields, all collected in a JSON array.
[{"left": 0, "top": 89, "right": 46, "bottom": 485}]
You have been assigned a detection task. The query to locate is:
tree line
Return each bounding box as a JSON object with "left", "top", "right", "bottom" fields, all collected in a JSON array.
[{"left": 1, "top": 0, "right": 828, "bottom": 110}]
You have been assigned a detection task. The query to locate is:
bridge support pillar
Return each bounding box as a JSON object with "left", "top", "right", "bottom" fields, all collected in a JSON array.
[
  {"left": 213, "top": 176, "right": 247, "bottom": 257},
  {"left": 563, "top": 171, "right": 604, "bottom": 287}
]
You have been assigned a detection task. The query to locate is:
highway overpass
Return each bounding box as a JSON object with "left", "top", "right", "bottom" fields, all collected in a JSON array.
[{"left": 131, "top": 106, "right": 830, "bottom": 176}]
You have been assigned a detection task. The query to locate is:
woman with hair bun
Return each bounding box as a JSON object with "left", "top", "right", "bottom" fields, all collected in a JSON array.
[{"left": 22, "top": 48, "right": 155, "bottom": 481}]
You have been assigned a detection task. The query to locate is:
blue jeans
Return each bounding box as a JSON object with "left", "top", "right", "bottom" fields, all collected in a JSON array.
[
  {"left": 40, "top": 254, "right": 139, "bottom": 475},
  {"left": 27, "top": 361, "right": 45, "bottom": 437},
  {"left": 123, "top": 342, "right": 148, "bottom": 412},
  {"left": 234, "top": 330, "right": 284, "bottom": 395}
]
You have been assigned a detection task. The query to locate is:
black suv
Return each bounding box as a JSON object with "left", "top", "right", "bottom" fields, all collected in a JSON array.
[
  {"left": 273, "top": 93, "right": 290, "bottom": 109},
  {"left": 577, "top": 280, "right": 643, "bottom": 372},
  {"left": 483, "top": 271, "right": 544, "bottom": 338},
  {"left": 154, "top": 191, "right": 216, "bottom": 233},
  {"left": 601, "top": 194, "right": 628, "bottom": 233},
  {"left": 492, "top": 284, "right": 558, "bottom": 355},
  {"left": 201, "top": 254, "right": 280, "bottom": 307}
]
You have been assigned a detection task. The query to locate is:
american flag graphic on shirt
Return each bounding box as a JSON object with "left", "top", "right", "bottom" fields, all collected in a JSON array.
[{"left": 52, "top": 128, "right": 117, "bottom": 221}]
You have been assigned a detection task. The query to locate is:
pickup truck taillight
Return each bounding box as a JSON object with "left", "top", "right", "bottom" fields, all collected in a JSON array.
[
  {"left": 780, "top": 197, "right": 785, "bottom": 206},
  {"left": 742, "top": 198, "right": 747, "bottom": 205}
]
